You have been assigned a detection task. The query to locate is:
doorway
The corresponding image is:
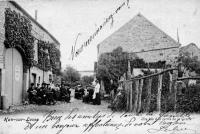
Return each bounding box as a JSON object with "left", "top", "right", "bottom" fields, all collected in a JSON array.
[
  {"left": 5, "top": 48, "right": 23, "bottom": 106},
  {"left": 32, "top": 73, "right": 36, "bottom": 86}
]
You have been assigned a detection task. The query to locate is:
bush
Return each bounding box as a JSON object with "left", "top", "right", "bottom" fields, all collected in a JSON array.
[{"left": 176, "top": 84, "right": 200, "bottom": 112}]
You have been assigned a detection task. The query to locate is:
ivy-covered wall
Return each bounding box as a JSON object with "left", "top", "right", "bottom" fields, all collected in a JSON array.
[
  {"left": 4, "top": 8, "right": 61, "bottom": 74},
  {"left": 37, "top": 40, "right": 61, "bottom": 73},
  {"left": 4, "top": 8, "right": 35, "bottom": 71}
]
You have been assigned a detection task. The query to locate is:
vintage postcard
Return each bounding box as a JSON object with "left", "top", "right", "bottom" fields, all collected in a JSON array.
[{"left": 0, "top": 0, "right": 200, "bottom": 134}]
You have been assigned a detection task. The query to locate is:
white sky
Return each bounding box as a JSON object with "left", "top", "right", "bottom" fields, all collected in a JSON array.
[{"left": 16, "top": 0, "right": 200, "bottom": 71}]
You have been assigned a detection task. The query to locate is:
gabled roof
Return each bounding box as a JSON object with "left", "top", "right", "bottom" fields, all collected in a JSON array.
[
  {"left": 98, "top": 13, "right": 180, "bottom": 55},
  {"left": 9, "top": 1, "right": 60, "bottom": 45}
]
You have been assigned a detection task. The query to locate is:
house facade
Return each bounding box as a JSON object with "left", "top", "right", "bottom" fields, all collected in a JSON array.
[
  {"left": 97, "top": 13, "right": 180, "bottom": 65},
  {"left": 0, "top": 1, "right": 61, "bottom": 109}
]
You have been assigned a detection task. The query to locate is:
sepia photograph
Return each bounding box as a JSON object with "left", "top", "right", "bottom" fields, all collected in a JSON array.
[{"left": 0, "top": 0, "right": 200, "bottom": 133}]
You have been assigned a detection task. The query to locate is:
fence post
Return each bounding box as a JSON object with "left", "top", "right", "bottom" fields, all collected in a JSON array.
[
  {"left": 172, "top": 69, "right": 178, "bottom": 112},
  {"left": 129, "top": 81, "right": 133, "bottom": 112},
  {"left": 169, "top": 71, "right": 173, "bottom": 93},
  {"left": 174, "top": 81, "right": 177, "bottom": 111},
  {"left": 146, "top": 78, "right": 152, "bottom": 112},
  {"left": 126, "top": 81, "right": 130, "bottom": 111},
  {"left": 138, "top": 79, "right": 143, "bottom": 113},
  {"left": 134, "top": 80, "right": 139, "bottom": 113},
  {"left": 157, "top": 74, "right": 163, "bottom": 112}
]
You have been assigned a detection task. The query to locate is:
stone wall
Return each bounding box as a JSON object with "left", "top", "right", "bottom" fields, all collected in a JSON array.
[
  {"left": 97, "top": 14, "right": 180, "bottom": 64},
  {"left": 131, "top": 47, "right": 179, "bottom": 64}
]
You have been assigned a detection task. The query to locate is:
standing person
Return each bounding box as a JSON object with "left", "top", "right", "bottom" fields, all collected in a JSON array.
[
  {"left": 66, "top": 85, "right": 71, "bottom": 103},
  {"left": 93, "top": 80, "right": 101, "bottom": 105}
]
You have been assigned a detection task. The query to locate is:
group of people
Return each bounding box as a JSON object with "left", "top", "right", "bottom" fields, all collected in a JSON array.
[
  {"left": 27, "top": 79, "right": 101, "bottom": 106},
  {"left": 27, "top": 82, "right": 71, "bottom": 105}
]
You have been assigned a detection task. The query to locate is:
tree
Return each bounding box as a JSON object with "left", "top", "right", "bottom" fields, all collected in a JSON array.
[
  {"left": 62, "top": 66, "right": 81, "bottom": 83},
  {"left": 96, "top": 47, "right": 130, "bottom": 92},
  {"left": 97, "top": 47, "right": 129, "bottom": 81},
  {"left": 81, "top": 75, "right": 94, "bottom": 85}
]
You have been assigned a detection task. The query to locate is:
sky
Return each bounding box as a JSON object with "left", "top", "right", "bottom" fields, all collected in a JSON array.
[{"left": 15, "top": 0, "right": 200, "bottom": 71}]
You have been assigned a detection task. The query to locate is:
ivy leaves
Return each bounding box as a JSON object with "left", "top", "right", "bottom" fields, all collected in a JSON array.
[
  {"left": 4, "top": 8, "right": 35, "bottom": 71},
  {"left": 37, "top": 40, "right": 60, "bottom": 73},
  {"left": 4, "top": 8, "right": 61, "bottom": 74}
]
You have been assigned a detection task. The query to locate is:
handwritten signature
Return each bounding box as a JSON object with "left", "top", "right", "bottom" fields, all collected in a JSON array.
[
  {"left": 147, "top": 125, "right": 197, "bottom": 134},
  {"left": 71, "top": 0, "right": 130, "bottom": 60}
]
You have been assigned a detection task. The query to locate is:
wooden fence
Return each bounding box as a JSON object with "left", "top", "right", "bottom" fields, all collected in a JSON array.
[
  {"left": 121, "top": 67, "right": 200, "bottom": 113},
  {"left": 121, "top": 68, "right": 179, "bottom": 113}
]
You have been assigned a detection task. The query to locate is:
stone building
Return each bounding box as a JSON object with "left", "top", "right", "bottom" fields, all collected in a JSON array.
[
  {"left": 0, "top": 1, "right": 61, "bottom": 109},
  {"left": 97, "top": 13, "right": 180, "bottom": 64},
  {"left": 97, "top": 13, "right": 180, "bottom": 94}
]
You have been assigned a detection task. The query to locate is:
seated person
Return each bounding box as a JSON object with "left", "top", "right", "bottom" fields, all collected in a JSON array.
[
  {"left": 37, "top": 83, "right": 47, "bottom": 105},
  {"left": 27, "top": 83, "right": 37, "bottom": 104},
  {"left": 54, "top": 84, "right": 60, "bottom": 101},
  {"left": 60, "top": 84, "right": 70, "bottom": 102},
  {"left": 46, "top": 84, "right": 55, "bottom": 105}
]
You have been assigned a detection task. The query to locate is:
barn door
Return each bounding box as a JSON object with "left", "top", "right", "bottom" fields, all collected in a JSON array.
[{"left": 5, "top": 48, "right": 23, "bottom": 106}]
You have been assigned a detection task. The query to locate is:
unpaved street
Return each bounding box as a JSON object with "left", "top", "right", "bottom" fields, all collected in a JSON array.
[{"left": 1, "top": 89, "right": 111, "bottom": 114}]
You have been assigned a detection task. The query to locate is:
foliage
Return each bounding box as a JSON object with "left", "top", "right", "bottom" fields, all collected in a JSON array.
[
  {"left": 81, "top": 75, "right": 94, "bottom": 85},
  {"left": 37, "top": 40, "right": 51, "bottom": 71},
  {"left": 178, "top": 52, "right": 200, "bottom": 75},
  {"left": 97, "top": 47, "right": 129, "bottom": 81},
  {"left": 97, "top": 47, "right": 167, "bottom": 93},
  {"left": 4, "top": 8, "right": 35, "bottom": 71},
  {"left": 4, "top": 8, "right": 61, "bottom": 74},
  {"left": 62, "top": 66, "right": 81, "bottom": 83},
  {"left": 111, "top": 89, "right": 127, "bottom": 111},
  {"left": 97, "top": 47, "right": 129, "bottom": 92},
  {"left": 176, "top": 84, "right": 200, "bottom": 112},
  {"left": 37, "top": 40, "right": 61, "bottom": 73},
  {"left": 49, "top": 43, "right": 61, "bottom": 74}
]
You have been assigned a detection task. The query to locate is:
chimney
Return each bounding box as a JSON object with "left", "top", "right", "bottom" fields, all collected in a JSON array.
[{"left": 35, "top": 10, "right": 38, "bottom": 21}]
